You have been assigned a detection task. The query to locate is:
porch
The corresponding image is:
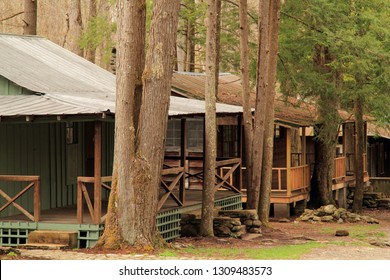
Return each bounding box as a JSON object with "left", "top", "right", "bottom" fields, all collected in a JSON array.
[{"left": 0, "top": 156, "right": 243, "bottom": 247}]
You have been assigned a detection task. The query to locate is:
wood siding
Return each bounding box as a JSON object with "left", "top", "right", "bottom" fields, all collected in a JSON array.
[{"left": 0, "top": 121, "right": 114, "bottom": 218}]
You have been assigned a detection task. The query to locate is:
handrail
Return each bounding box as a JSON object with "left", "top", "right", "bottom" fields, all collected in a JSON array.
[
  {"left": 333, "top": 156, "right": 346, "bottom": 180},
  {"left": 77, "top": 176, "right": 112, "bottom": 224},
  {"left": 0, "top": 175, "right": 40, "bottom": 221},
  {"left": 159, "top": 166, "right": 185, "bottom": 211},
  {"left": 271, "top": 165, "right": 310, "bottom": 193}
]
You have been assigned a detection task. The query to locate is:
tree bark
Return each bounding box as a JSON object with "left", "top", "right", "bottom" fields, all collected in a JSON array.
[
  {"left": 96, "top": 0, "right": 146, "bottom": 249},
  {"left": 238, "top": 0, "right": 253, "bottom": 196},
  {"left": 352, "top": 95, "right": 365, "bottom": 213},
  {"left": 66, "top": 0, "right": 83, "bottom": 56},
  {"left": 135, "top": 0, "right": 181, "bottom": 245},
  {"left": 200, "top": 0, "right": 221, "bottom": 237},
  {"left": 259, "top": 0, "right": 281, "bottom": 225},
  {"left": 247, "top": 0, "right": 270, "bottom": 210},
  {"left": 23, "top": 0, "right": 37, "bottom": 35},
  {"left": 85, "top": 0, "right": 98, "bottom": 63}
]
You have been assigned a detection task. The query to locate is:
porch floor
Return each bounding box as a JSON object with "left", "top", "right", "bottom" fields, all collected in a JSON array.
[{"left": 0, "top": 189, "right": 239, "bottom": 224}]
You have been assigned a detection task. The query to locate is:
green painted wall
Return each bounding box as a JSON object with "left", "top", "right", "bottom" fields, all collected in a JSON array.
[
  {"left": 0, "top": 121, "right": 115, "bottom": 218},
  {"left": 0, "top": 76, "right": 32, "bottom": 95}
]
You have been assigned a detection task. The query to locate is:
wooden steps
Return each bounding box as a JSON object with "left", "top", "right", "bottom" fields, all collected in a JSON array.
[{"left": 19, "top": 230, "right": 78, "bottom": 249}]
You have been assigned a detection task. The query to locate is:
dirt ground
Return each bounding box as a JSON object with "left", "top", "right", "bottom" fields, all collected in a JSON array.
[{"left": 1, "top": 209, "right": 390, "bottom": 260}]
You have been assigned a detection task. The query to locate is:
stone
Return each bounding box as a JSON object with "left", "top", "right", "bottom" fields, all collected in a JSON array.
[
  {"left": 321, "top": 216, "right": 334, "bottom": 222},
  {"left": 313, "top": 216, "right": 321, "bottom": 222},
  {"left": 324, "top": 204, "right": 337, "bottom": 215},
  {"left": 252, "top": 220, "right": 262, "bottom": 227},
  {"left": 369, "top": 240, "right": 390, "bottom": 247},
  {"left": 248, "top": 228, "right": 262, "bottom": 234},
  {"left": 300, "top": 215, "right": 311, "bottom": 221},
  {"left": 278, "top": 218, "right": 290, "bottom": 223},
  {"left": 335, "top": 230, "right": 349, "bottom": 237}
]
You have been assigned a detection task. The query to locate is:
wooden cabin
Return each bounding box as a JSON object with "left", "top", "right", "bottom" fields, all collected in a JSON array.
[
  {"left": 172, "top": 72, "right": 373, "bottom": 217},
  {"left": 0, "top": 34, "right": 244, "bottom": 248},
  {"left": 172, "top": 72, "right": 316, "bottom": 217},
  {"left": 367, "top": 122, "right": 390, "bottom": 193}
]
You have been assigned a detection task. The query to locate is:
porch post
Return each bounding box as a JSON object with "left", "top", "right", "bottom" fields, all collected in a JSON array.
[
  {"left": 286, "top": 127, "right": 291, "bottom": 196},
  {"left": 180, "top": 118, "right": 187, "bottom": 205},
  {"left": 94, "top": 121, "right": 102, "bottom": 224},
  {"left": 236, "top": 115, "right": 243, "bottom": 191},
  {"left": 302, "top": 127, "right": 306, "bottom": 165}
]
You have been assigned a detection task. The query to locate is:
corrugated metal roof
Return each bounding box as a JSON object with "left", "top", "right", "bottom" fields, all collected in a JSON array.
[
  {"left": 172, "top": 71, "right": 317, "bottom": 126},
  {"left": 368, "top": 122, "right": 390, "bottom": 139},
  {"left": 0, "top": 34, "right": 243, "bottom": 119}
]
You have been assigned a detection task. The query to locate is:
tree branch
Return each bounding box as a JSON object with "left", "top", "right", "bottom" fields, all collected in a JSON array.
[{"left": 0, "top": 11, "right": 24, "bottom": 22}]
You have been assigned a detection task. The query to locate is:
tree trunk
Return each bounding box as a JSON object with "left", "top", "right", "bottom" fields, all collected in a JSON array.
[
  {"left": 200, "top": 0, "right": 221, "bottom": 237},
  {"left": 259, "top": 0, "right": 281, "bottom": 225},
  {"left": 85, "top": 0, "right": 97, "bottom": 63},
  {"left": 185, "top": 0, "right": 195, "bottom": 72},
  {"left": 352, "top": 96, "right": 365, "bottom": 213},
  {"left": 238, "top": 0, "right": 253, "bottom": 196},
  {"left": 135, "top": 0, "right": 181, "bottom": 245},
  {"left": 247, "top": 0, "right": 270, "bottom": 210},
  {"left": 66, "top": 0, "right": 83, "bottom": 56},
  {"left": 312, "top": 123, "right": 337, "bottom": 206},
  {"left": 96, "top": 0, "right": 146, "bottom": 249},
  {"left": 23, "top": 0, "right": 37, "bottom": 35}
]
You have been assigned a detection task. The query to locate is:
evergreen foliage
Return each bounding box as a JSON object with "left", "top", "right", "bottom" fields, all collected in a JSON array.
[{"left": 278, "top": 0, "right": 390, "bottom": 126}]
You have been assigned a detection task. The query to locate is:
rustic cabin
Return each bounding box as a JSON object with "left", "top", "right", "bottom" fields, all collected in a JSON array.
[
  {"left": 172, "top": 72, "right": 373, "bottom": 217},
  {"left": 0, "top": 34, "right": 244, "bottom": 248},
  {"left": 367, "top": 122, "right": 390, "bottom": 193},
  {"left": 172, "top": 72, "right": 317, "bottom": 217}
]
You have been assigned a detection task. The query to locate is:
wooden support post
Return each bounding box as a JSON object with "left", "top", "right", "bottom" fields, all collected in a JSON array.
[
  {"left": 180, "top": 118, "right": 187, "bottom": 205},
  {"left": 236, "top": 115, "right": 243, "bottom": 191},
  {"left": 302, "top": 127, "right": 306, "bottom": 165},
  {"left": 286, "top": 127, "right": 291, "bottom": 196},
  {"left": 94, "top": 121, "right": 102, "bottom": 224},
  {"left": 77, "top": 179, "right": 83, "bottom": 223},
  {"left": 34, "top": 178, "right": 40, "bottom": 222},
  {"left": 342, "top": 123, "right": 346, "bottom": 157}
]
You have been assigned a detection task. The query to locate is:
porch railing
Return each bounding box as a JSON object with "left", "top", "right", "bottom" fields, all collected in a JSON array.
[
  {"left": 159, "top": 166, "right": 185, "bottom": 211},
  {"left": 77, "top": 176, "right": 112, "bottom": 224},
  {"left": 333, "top": 156, "right": 346, "bottom": 180},
  {"left": 0, "top": 175, "right": 40, "bottom": 222},
  {"left": 272, "top": 164, "right": 310, "bottom": 195}
]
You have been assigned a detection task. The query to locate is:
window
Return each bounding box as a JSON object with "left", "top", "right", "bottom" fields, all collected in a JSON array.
[
  {"left": 166, "top": 119, "right": 181, "bottom": 148},
  {"left": 187, "top": 119, "right": 203, "bottom": 151}
]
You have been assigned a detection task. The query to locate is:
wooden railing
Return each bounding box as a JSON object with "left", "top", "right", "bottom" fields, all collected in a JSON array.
[
  {"left": 77, "top": 176, "right": 112, "bottom": 224},
  {"left": 290, "top": 165, "right": 311, "bottom": 191},
  {"left": 159, "top": 166, "right": 185, "bottom": 211},
  {"left": 272, "top": 167, "right": 287, "bottom": 191},
  {"left": 272, "top": 165, "right": 310, "bottom": 194},
  {"left": 333, "top": 157, "right": 346, "bottom": 180},
  {"left": 0, "top": 175, "right": 40, "bottom": 221}
]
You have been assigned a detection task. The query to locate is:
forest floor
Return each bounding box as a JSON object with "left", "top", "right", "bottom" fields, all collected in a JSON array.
[{"left": 1, "top": 209, "right": 390, "bottom": 260}]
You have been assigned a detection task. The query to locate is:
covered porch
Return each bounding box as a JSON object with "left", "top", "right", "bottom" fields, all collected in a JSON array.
[{"left": 0, "top": 111, "right": 244, "bottom": 248}]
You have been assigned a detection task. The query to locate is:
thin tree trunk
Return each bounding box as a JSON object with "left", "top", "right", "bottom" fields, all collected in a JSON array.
[
  {"left": 259, "top": 0, "right": 281, "bottom": 225},
  {"left": 96, "top": 0, "right": 146, "bottom": 249},
  {"left": 238, "top": 0, "right": 253, "bottom": 196},
  {"left": 85, "top": 0, "right": 97, "bottom": 62},
  {"left": 200, "top": 0, "right": 221, "bottom": 237},
  {"left": 66, "top": 0, "right": 83, "bottom": 56},
  {"left": 247, "top": 0, "right": 270, "bottom": 210},
  {"left": 352, "top": 96, "right": 365, "bottom": 213},
  {"left": 23, "top": 0, "right": 37, "bottom": 35}
]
